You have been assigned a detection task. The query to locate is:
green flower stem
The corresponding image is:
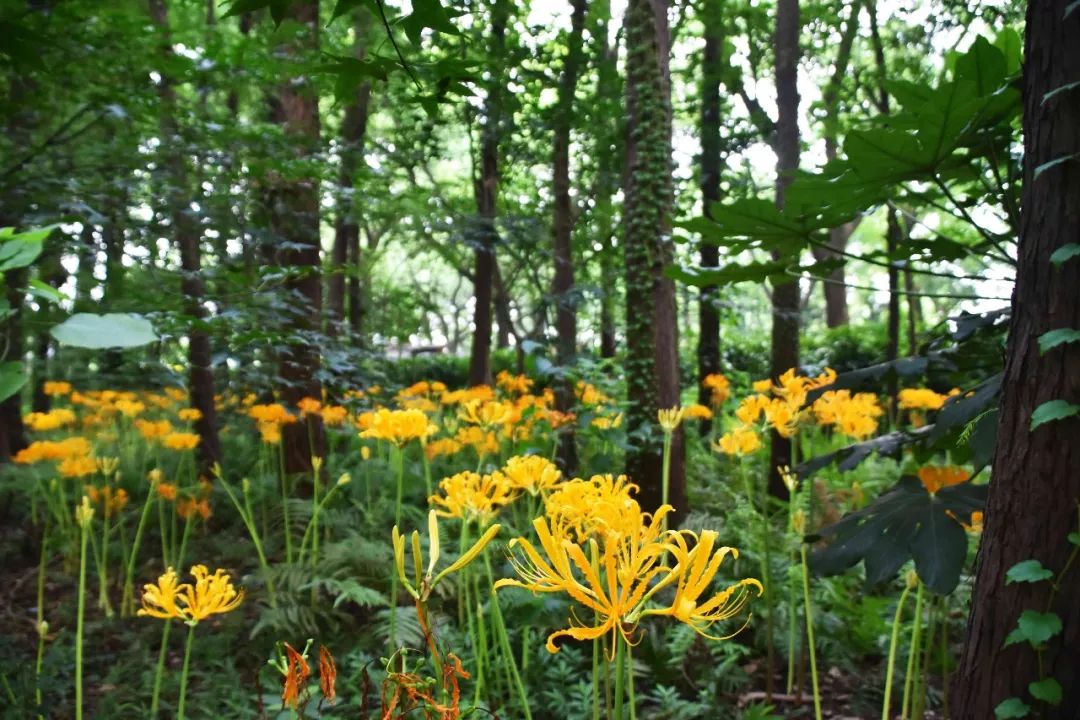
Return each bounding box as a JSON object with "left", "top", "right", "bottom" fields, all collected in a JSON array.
[
  {"left": 787, "top": 496, "right": 799, "bottom": 694},
  {"left": 901, "top": 581, "right": 925, "bottom": 719},
  {"left": 660, "top": 431, "right": 672, "bottom": 527},
  {"left": 626, "top": 640, "right": 638, "bottom": 720},
  {"left": 157, "top": 495, "right": 169, "bottom": 568},
  {"left": 591, "top": 637, "right": 601, "bottom": 720},
  {"left": 149, "top": 619, "right": 172, "bottom": 718},
  {"left": 389, "top": 445, "right": 405, "bottom": 651},
  {"left": 298, "top": 484, "right": 343, "bottom": 564},
  {"left": 882, "top": 582, "right": 913, "bottom": 720},
  {"left": 740, "top": 461, "right": 775, "bottom": 701},
  {"left": 482, "top": 550, "right": 531, "bottom": 720},
  {"left": 278, "top": 441, "right": 292, "bottom": 564},
  {"left": 218, "top": 476, "right": 276, "bottom": 604},
  {"left": 175, "top": 514, "right": 194, "bottom": 572},
  {"left": 799, "top": 544, "right": 822, "bottom": 720},
  {"left": 122, "top": 483, "right": 157, "bottom": 616},
  {"left": 421, "top": 441, "right": 433, "bottom": 497},
  {"left": 75, "top": 521, "right": 89, "bottom": 720},
  {"left": 613, "top": 633, "right": 625, "bottom": 720},
  {"left": 99, "top": 483, "right": 113, "bottom": 617},
  {"left": 310, "top": 460, "right": 320, "bottom": 567},
  {"left": 35, "top": 531, "right": 48, "bottom": 716},
  {"left": 913, "top": 594, "right": 939, "bottom": 719},
  {"left": 176, "top": 623, "right": 196, "bottom": 720}
]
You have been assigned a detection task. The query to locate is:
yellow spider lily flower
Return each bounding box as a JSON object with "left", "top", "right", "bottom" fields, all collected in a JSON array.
[
  {"left": 392, "top": 510, "right": 501, "bottom": 600},
  {"left": 138, "top": 565, "right": 243, "bottom": 626},
  {"left": 657, "top": 406, "right": 684, "bottom": 433},
  {"left": 647, "top": 530, "right": 762, "bottom": 640}
]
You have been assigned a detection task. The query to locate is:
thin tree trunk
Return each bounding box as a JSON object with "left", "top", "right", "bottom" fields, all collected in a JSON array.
[
  {"left": 149, "top": 0, "right": 221, "bottom": 468},
  {"left": 813, "top": 0, "right": 861, "bottom": 328},
  {"left": 269, "top": 0, "right": 324, "bottom": 473},
  {"left": 904, "top": 266, "right": 920, "bottom": 354},
  {"left": 553, "top": 0, "right": 587, "bottom": 471},
  {"left": 696, "top": 0, "right": 723, "bottom": 434},
  {"left": 593, "top": 0, "right": 621, "bottom": 361},
  {"left": 953, "top": 2, "right": 1080, "bottom": 716},
  {"left": 329, "top": 11, "right": 372, "bottom": 339},
  {"left": 467, "top": 0, "right": 508, "bottom": 387},
  {"left": 768, "top": 0, "right": 801, "bottom": 500},
  {"left": 623, "top": 0, "right": 685, "bottom": 518}
]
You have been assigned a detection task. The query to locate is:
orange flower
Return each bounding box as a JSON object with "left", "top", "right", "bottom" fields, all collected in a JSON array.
[
  {"left": 178, "top": 408, "right": 203, "bottom": 423},
  {"left": 282, "top": 642, "right": 311, "bottom": 709},
  {"left": 318, "top": 646, "right": 337, "bottom": 703},
  {"left": 177, "top": 497, "right": 212, "bottom": 521},
  {"left": 157, "top": 483, "right": 179, "bottom": 501},
  {"left": 917, "top": 466, "right": 971, "bottom": 495},
  {"left": 297, "top": 397, "right": 322, "bottom": 418}
]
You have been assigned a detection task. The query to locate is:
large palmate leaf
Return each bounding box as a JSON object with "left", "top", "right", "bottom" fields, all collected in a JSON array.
[
  {"left": 810, "top": 475, "right": 986, "bottom": 594},
  {"left": 0, "top": 226, "right": 54, "bottom": 272}
]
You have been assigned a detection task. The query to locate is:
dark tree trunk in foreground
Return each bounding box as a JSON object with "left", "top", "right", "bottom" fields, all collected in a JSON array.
[
  {"left": 696, "top": 0, "right": 723, "bottom": 434},
  {"left": 467, "top": 0, "right": 508, "bottom": 387},
  {"left": 953, "top": 3, "right": 1080, "bottom": 717},
  {"left": 768, "top": 0, "right": 800, "bottom": 500},
  {"left": 269, "top": 0, "right": 324, "bottom": 472},
  {"left": 329, "top": 11, "right": 371, "bottom": 340},
  {"left": 150, "top": 0, "right": 221, "bottom": 468},
  {"left": 552, "top": 0, "right": 587, "bottom": 471},
  {"left": 623, "top": 0, "right": 685, "bottom": 518},
  {"left": 1, "top": 267, "right": 28, "bottom": 461}
]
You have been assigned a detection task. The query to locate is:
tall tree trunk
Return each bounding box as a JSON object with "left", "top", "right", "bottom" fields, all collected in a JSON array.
[
  {"left": 768, "top": 0, "right": 801, "bottom": 500},
  {"left": 813, "top": 0, "right": 860, "bottom": 328},
  {"left": 329, "top": 11, "right": 372, "bottom": 340},
  {"left": 467, "top": 0, "right": 508, "bottom": 387},
  {"left": 553, "top": 0, "right": 587, "bottom": 471},
  {"left": 953, "top": 3, "right": 1080, "bottom": 717},
  {"left": 149, "top": 0, "right": 222, "bottom": 468},
  {"left": 623, "top": 0, "right": 685, "bottom": 518},
  {"left": 0, "top": 268, "right": 28, "bottom": 461},
  {"left": 885, "top": 208, "right": 902, "bottom": 420},
  {"left": 269, "top": 0, "right": 324, "bottom": 473},
  {"left": 696, "top": 0, "right": 723, "bottom": 434},
  {"left": 593, "top": 0, "right": 621, "bottom": 361}
]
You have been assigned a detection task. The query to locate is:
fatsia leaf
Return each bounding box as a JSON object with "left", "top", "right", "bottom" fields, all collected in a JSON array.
[
  {"left": 810, "top": 475, "right": 986, "bottom": 594},
  {"left": 1050, "top": 243, "right": 1080, "bottom": 265},
  {"left": 1005, "top": 559, "right": 1053, "bottom": 585}
]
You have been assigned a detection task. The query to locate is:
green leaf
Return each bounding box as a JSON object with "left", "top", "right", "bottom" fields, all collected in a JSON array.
[
  {"left": 1068, "top": 532, "right": 1080, "bottom": 546},
  {"left": 1050, "top": 243, "right": 1080, "bottom": 265},
  {"left": 27, "top": 279, "right": 63, "bottom": 304},
  {"left": 810, "top": 475, "right": 986, "bottom": 594},
  {"left": 1030, "top": 400, "right": 1080, "bottom": 430},
  {"left": 0, "top": 361, "right": 27, "bottom": 403},
  {"left": 1043, "top": 80, "right": 1080, "bottom": 105},
  {"left": 993, "top": 28, "right": 1022, "bottom": 76},
  {"left": 329, "top": 0, "right": 377, "bottom": 24},
  {"left": 50, "top": 313, "right": 157, "bottom": 349},
  {"left": 400, "top": 0, "right": 461, "bottom": 44},
  {"left": 1038, "top": 328, "right": 1080, "bottom": 354},
  {"left": 994, "top": 698, "right": 1031, "bottom": 718},
  {"left": 955, "top": 36, "right": 1007, "bottom": 96},
  {"left": 1028, "top": 677, "right": 1062, "bottom": 706},
  {"left": 0, "top": 226, "right": 52, "bottom": 272},
  {"left": 1004, "top": 610, "right": 1063, "bottom": 648},
  {"left": 1034, "top": 153, "right": 1079, "bottom": 181},
  {"left": 1006, "top": 559, "right": 1053, "bottom": 584}
]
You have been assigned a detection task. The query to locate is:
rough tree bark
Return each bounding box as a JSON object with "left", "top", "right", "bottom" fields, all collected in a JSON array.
[
  {"left": 329, "top": 11, "right": 372, "bottom": 340},
  {"left": 623, "top": 0, "right": 685, "bottom": 517},
  {"left": 467, "top": 0, "right": 508, "bottom": 387},
  {"left": 696, "top": 0, "right": 723, "bottom": 434},
  {"left": 768, "top": 0, "right": 801, "bottom": 499},
  {"left": 953, "top": 2, "right": 1080, "bottom": 717},
  {"left": 150, "top": 0, "right": 221, "bottom": 468},
  {"left": 552, "top": 0, "right": 587, "bottom": 471},
  {"left": 268, "top": 0, "right": 324, "bottom": 473}
]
